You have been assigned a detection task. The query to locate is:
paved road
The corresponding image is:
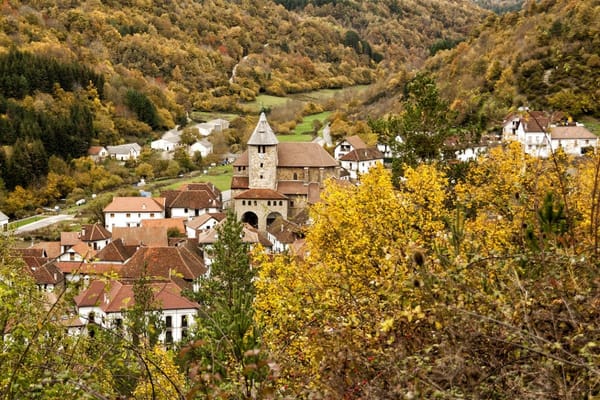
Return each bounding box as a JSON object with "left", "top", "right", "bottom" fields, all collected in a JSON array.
[{"left": 12, "top": 214, "right": 75, "bottom": 235}]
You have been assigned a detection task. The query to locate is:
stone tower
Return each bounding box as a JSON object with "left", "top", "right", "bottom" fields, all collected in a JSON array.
[{"left": 247, "top": 112, "right": 278, "bottom": 189}]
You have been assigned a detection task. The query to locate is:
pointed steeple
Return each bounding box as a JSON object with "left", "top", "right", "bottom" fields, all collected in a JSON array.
[{"left": 247, "top": 112, "right": 279, "bottom": 145}]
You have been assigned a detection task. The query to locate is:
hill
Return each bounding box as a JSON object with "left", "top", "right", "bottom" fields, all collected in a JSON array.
[
  {"left": 0, "top": 0, "right": 487, "bottom": 192},
  {"left": 358, "top": 0, "right": 599, "bottom": 129}
]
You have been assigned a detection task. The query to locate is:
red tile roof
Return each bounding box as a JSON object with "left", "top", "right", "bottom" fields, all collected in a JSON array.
[
  {"left": 233, "top": 142, "right": 338, "bottom": 168},
  {"left": 234, "top": 189, "right": 288, "bottom": 200},
  {"left": 185, "top": 213, "right": 226, "bottom": 230},
  {"left": 75, "top": 279, "right": 199, "bottom": 312},
  {"left": 231, "top": 176, "right": 249, "bottom": 190},
  {"left": 61, "top": 231, "right": 80, "bottom": 247},
  {"left": 30, "top": 241, "right": 61, "bottom": 259},
  {"left": 80, "top": 224, "right": 111, "bottom": 241},
  {"left": 141, "top": 218, "right": 187, "bottom": 234},
  {"left": 550, "top": 126, "right": 598, "bottom": 140},
  {"left": 342, "top": 135, "right": 368, "bottom": 149},
  {"left": 111, "top": 226, "right": 169, "bottom": 247},
  {"left": 104, "top": 197, "right": 165, "bottom": 213},
  {"left": 121, "top": 246, "right": 207, "bottom": 281},
  {"left": 339, "top": 147, "right": 384, "bottom": 162},
  {"left": 94, "top": 238, "right": 137, "bottom": 263}
]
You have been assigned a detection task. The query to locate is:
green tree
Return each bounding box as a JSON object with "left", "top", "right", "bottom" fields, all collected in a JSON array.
[{"left": 182, "top": 211, "right": 272, "bottom": 398}]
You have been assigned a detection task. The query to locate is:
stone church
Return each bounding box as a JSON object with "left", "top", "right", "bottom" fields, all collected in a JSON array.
[{"left": 231, "top": 113, "right": 340, "bottom": 231}]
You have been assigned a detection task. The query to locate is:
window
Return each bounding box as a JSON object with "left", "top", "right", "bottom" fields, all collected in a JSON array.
[
  {"left": 279, "top": 201, "right": 283, "bottom": 206},
  {"left": 114, "top": 318, "right": 123, "bottom": 330},
  {"left": 69, "top": 252, "right": 75, "bottom": 261},
  {"left": 165, "top": 330, "right": 173, "bottom": 344},
  {"left": 260, "top": 163, "right": 264, "bottom": 168},
  {"left": 242, "top": 200, "right": 246, "bottom": 206},
  {"left": 165, "top": 316, "right": 172, "bottom": 328},
  {"left": 110, "top": 213, "right": 115, "bottom": 218},
  {"left": 88, "top": 312, "right": 96, "bottom": 324},
  {"left": 150, "top": 213, "right": 155, "bottom": 217},
  {"left": 126, "top": 213, "right": 131, "bottom": 218},
  {"left": 254, "top": 200, "right": 257, "bottom": 206},
  {"left": 290, "top": 201, "right": 294, "bottom": 207},
  {"left": 260, "top": 174, "right": 263, "bottom": 179},
  {"left": 293, "top": 173, "right": 298, "bottom": 180},
  {"left": 258, "top": 145, "right": 266, "bottom": 153},
  {"left": 267, "top": 201, "right": 271, "bottom": 206},
  {"left": 182, "top": 315, "right": 188, "bottom": 327}
]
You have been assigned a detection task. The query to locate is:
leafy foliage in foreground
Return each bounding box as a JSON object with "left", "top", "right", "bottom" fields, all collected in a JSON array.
[{"left": 254, "top": 147, "right": 600, "bottom": 398}]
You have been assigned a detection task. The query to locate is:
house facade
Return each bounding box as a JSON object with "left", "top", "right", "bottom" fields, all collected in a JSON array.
[
  {"left": 74, "top": 279, "right": 199, "bottom": 344},
  {"left": 339, "top": 147, "right": 385, "bottom": 180},
  {"left": 106, "top": 143, "right": 142, "bottom": 161},
  {"left": 161, "top": 183, "right": 222, "bottom": 220},
  {"left": 103, "top": 197, "right": 166, "bottom": 231},
  {"left": 0, "top": 211, "right": 8, "bottom": 231}
]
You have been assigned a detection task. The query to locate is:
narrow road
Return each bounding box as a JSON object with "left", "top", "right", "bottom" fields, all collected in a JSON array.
[{"left": 12, "top": 214, "right": 75, "bottom": 235}]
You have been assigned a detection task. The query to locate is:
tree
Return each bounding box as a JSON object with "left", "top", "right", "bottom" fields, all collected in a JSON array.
[
  {"left": 182, "top": 211, "right": 272, "bottom": 398},
  {"left": 370, "top": 73, "right": 455, "bottom": 185}
]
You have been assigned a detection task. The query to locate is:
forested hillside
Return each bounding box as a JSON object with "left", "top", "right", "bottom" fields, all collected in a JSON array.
[
  {"left": 470, "top": 0, "right": 524, "bottom": 13},
  {"left": 0, "top": 0, "right": 486, "bottom": 196},
  {"left": 360, "top": 0, "right": 599, "bottom": 130}
]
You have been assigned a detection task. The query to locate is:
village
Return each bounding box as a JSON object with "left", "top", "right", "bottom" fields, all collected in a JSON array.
[{"left": 4, "top": 108, "right": 599, "bottom": 346}]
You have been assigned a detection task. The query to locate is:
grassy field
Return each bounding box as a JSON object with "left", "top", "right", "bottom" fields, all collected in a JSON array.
[
  {"left": 190, "top": 111, "right": 239, "bottom": 122},
  {"left": 160, "top": 165, "right": 233, "bottom": 192},
  {"left": 293, "top": 111, "right": 332, "bottom": 135},
  {"left": 581, "top": 116, "right": 600, "bottom": 136}
]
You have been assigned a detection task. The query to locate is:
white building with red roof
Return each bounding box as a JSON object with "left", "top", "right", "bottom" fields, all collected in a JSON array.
[
  {"left": 74, "top": 279, "right": 199, "bottom": 344},
  {"left": 103, "top": 197, "right": 166, "bottom": 232}
]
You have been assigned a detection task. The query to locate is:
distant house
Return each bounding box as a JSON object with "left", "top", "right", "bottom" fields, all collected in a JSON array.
[
  {"left": 150, "top": 138, "right": 177, "bottom": 152},
  {"left": 266, "top": 216, "right": 304, "bottom": 253},
  {"left": 503, "top": 110, "right": 598, "bottom": 157},
  {"left": 339, "top": 147, "right": 385, "bottom": 180},
  {"left": 78, "top": 224, "right": 112, "bottom": 251},
  {"left": 87, "top": 146, "right": 108, "bottom": 162},
  {"left": 106, "top": 143, "right": 141, "bottom": 161},
  {"left": 75, "top": 279, "right": 199, "bottom": 344},
  {"left": 111, "top": 226, "right": 169, "bottom": 247},
  {"left": 103, "top": 197, "right": 166, "bottom": 231},
  {"left": 193, "top": 119, "right": 230, "bottom": 136},
  {"left": 185, "top": 213, "right": 226, "bottom": 239},
  {"left": 549, "top": 125, "right": 599, "bottom": 155},
  {"left": 334, "top": 135, "right": 368, "bottom": 160},
  {"left": 0, "top": 211, "right": 8, "bottom": 231},
  {"left": 189, "top": 139, "right": 213, "bottom": 158},
  {"left": 161, "top": 183, "right": 222, "bottom": 219}
]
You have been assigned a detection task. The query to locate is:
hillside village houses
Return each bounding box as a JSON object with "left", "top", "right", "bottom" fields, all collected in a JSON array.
[
  {"left": 13, "top": 109, "right": 600, "bottom": 346},
  {"left": 502, "top": 110, "right": 599, "bottom": 157}
]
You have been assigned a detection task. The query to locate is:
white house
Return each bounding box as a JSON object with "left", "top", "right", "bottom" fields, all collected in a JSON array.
[
  {"left": 161, "top": 183, "right": 222, "bottom": 220},
  {"left": 334, "top": 135, "right": 368, "bottom": 160},
  {"left": 185, "top": 213, "right": 225, "bottom": 239},
  {"left": 189, "top": 139, "right": 213, "bottom": 158},
  {"left": 549, "top": 125, "right": 599, "bottom": 156},
  {"left": 150, "top": 138, "right": 177, "bottom": 152},
  {"left": 103, "top": 197, "right": 166, "bottom": 231},
  {"left": 0, "top": 211, "right": 8, "bottom": 231},
  {"left": 339, "top": 147, "right": 385, "bottom": 180},
  {"left": 74, "top": 279, "right": 199, "bottom": 344},
  {"left": 106, "top": 143, "right": 141, "bottom": 161},
  {"left": 502, "top": 111, "right": 598, "bottom": 157},
  {"left": 87, "top": 146, "right": 108, "bottom": 162},
  {"left": 78, "top": 224, "right": 112, "bottom": 251}
]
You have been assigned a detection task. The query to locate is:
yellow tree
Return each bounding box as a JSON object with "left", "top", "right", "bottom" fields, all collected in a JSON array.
[{"left": 254, "top": 164, "right": 446, "bottom": 397}]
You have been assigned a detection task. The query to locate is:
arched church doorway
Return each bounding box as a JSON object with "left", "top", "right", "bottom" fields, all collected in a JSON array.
[
  {"left": 266, "top": 211, "right": 283, "bottom": 227},
  {"left": 241, "top": 211, "right": 258, "bottom": 229}
]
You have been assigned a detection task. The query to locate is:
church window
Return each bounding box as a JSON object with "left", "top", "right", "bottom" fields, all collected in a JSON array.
[
  {"left": 260, "top": 163, "right": 264, "bottom": 168},
  {"left": 242, "top": 200, "right": 246, "bottom": 206},
  {"left": 267, "top": 201, "right": 271, "bottom": 206},
  {"left": 279, "top": 201, "right": 283, "bottom": 206},
  {"left": 260, "top": 175, "right": 263, "bottom": 179},
  {"left": 258, "top": 145, "right": 266, "bottom": 153},
  {"left": 290, "top": 201, "right": 294, "bottom": 207},
  {"left": 254, "top": 201, "right": 257, "bottom": 206}
]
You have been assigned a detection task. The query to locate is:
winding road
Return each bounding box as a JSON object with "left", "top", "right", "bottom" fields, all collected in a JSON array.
[{"left": 12, "top": 214, "right": 75, "bottom": 235}]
